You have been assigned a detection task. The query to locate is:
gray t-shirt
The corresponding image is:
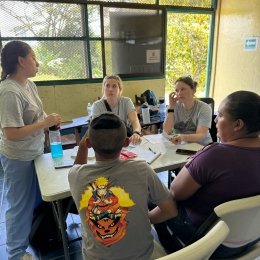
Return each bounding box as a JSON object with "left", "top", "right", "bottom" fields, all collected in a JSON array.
[
  {"left": 0, "top": 79, "right": 45, "bottom": 160},
  {"left": 68, "top": 159, "right": 170, "bottom": 260},
  {"left": 92, "top": 97, "right": 135, "bottom": 125},
  {"left": 173, "top": 99, "right": 212, "bottom": 145}
]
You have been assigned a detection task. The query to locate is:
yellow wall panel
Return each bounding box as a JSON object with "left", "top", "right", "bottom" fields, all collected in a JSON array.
[
  {"left": 38, "top": 79, "right": 165, "bottom": 121},
  {"left": 212, "top": 0, "right": 260, "bottom": 109}
]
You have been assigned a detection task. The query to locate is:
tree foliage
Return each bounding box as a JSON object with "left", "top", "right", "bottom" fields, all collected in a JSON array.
[
  {"left": 166, "top": 13, "right": 210, "bottom": 96},
  {"left": 0, "top": 1, "right": 96, "bottom": 80}
]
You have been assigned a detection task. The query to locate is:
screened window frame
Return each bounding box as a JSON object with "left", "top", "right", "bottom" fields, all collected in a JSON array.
[{"left": 0, "top": 0, "right": 217, "bottom": 89}]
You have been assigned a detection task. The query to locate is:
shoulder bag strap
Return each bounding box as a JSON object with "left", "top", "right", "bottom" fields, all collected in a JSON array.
[{"left": 104, "top": 99, "right": 112, "bottom": 112}]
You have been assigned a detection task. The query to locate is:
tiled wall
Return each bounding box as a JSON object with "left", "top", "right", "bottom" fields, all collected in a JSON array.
[{"left": 38, "top": 79, "right": 165, "bottom": 121}]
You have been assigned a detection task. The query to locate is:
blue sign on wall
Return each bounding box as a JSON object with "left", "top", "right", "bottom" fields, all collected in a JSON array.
[{"left": 244, "top": 37, "right": 258, "bottom": 51}]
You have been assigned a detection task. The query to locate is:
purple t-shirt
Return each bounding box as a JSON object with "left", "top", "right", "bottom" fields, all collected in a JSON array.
[{"left": 182, "top": 142, "right": 260, "bottom": 227}]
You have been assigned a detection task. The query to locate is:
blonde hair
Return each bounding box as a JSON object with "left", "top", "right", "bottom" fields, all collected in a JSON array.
[{"left": 102, "top": 74, "right": 123, "bottom": 97}]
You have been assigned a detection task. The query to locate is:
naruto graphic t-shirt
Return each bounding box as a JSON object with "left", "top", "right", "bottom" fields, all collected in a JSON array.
[{"left": 68, "top": 158, "right": 170, "bottom": 260}]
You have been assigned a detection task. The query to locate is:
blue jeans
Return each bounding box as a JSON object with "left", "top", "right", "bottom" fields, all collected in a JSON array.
[{"left": 0, "top": 155, "right": 41, "bottom": 260}]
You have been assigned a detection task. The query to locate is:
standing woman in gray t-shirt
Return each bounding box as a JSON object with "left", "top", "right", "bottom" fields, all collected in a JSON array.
[
  {"left": 0, "top": 41, "right": 62, "bottom": 260},
  {"left": 163, "top": 76, "right": 212, "bottom": 146}
]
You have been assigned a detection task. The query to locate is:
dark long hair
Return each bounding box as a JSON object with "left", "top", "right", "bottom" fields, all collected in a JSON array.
[{"left": 0, "top": 41, "right": 31, "bottom": 81}]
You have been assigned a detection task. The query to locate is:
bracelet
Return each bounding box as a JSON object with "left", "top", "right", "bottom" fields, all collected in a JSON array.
[
  {"left": 133, "top": 131, "right": 141, "bottom": 136},
  {"left": 167, "top": 109, "right": 174, "bottom": 113}
]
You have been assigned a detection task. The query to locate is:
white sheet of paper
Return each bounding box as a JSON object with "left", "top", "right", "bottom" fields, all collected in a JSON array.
[
  {"left": 143, "top": 133, "right": 170, "bottom": 144},
  {"left": 71, "top": 146, "right": 95, "bottom": 159}
]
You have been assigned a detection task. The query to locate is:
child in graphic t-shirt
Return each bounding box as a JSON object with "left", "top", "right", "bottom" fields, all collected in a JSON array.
[{"left": 68, "top": 113, "right": 177, "bottom": 260}]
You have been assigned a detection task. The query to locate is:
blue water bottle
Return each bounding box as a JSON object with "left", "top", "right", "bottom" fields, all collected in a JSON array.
[
  {"left": 159, "top": 98, "right": 166, "bottom": 121},
  {"left": 49, "top": 125, "right": 63, "bottom": 159}
]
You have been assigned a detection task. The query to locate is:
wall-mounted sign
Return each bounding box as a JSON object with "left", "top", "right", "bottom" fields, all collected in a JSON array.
[
  {"left": 146, "top": 49, "right": 160, "bottom": 63},
  {"left": 244, "top": 37, "right": 258, "bottom": 51}
]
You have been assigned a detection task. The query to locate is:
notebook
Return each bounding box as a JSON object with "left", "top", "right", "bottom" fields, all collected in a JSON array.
[{"left": 125, "top": 146, "right": 161, "bottom": 164}]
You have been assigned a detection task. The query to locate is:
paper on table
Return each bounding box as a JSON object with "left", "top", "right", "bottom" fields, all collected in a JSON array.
[
  {"left": 71, "top": 146, "right": 95, "bottom": 159},
  {"left": 143, "top": 133, "right": 170, "bottom": 144},
  {"left": 126, "top": 146, "right": 161, "bottom": 164},
  {"left": 120, "top": 150, "right": 137, "bottom": 160},
  {"left": 54, "top": 160, "right": 74, "bottom": 169}
]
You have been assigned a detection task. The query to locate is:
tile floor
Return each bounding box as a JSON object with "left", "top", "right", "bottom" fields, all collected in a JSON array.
[{"left": 0, "top": 162, "right": 168, "bottom": 260}]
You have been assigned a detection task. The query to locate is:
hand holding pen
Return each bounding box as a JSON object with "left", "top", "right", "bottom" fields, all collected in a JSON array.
[{"left": 170, "top": 134, "right": 183, "bottom": 145}]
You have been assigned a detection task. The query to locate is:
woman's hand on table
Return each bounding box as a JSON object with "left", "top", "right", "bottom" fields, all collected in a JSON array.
[
  {"left": 170, "top": 134, "right": 183, "bottom": 145},
  {"left": 130, "top": 132, "right": 142, "bottom": 145}
]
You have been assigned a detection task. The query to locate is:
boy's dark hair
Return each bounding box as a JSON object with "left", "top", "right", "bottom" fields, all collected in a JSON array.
[{"left": 89, "top": 113, "right": 127, "bottom": 159}]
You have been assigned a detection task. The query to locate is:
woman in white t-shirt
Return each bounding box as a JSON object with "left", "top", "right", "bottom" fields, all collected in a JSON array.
[{"left": 163, "top": 75, "right": 212, "bottom": 146}]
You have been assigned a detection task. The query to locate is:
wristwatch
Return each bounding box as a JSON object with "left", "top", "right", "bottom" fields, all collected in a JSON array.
[
  {"left": 167, "top": 109, "right": 174, "bottom": 113},
  {"left": 133, "top": 131, "right": 141, "bottom": 136}
]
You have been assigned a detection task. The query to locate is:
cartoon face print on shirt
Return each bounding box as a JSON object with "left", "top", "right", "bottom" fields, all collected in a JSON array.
[{"left": 79, "top": 177, "right": 135, "bottom": 247}]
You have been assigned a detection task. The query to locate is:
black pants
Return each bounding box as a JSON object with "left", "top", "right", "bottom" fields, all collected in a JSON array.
[{"left": 153, "top": 205, "right": 196, "bottom": 253}]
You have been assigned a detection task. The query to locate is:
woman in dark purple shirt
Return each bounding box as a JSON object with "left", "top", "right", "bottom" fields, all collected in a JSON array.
[{"left": 154, "top": 90, "right": 260, "bottom": 258}]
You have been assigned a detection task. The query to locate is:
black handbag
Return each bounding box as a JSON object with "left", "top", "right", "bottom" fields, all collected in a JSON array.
[{"left": 103, "top": 100, "right": 133, "bottom": 137}]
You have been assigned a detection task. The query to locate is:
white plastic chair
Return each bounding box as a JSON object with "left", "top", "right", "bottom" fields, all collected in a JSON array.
[
  {"left": 157, "top": 195, "right": 260, "bottom": 259},
  {"left": 214, "top": 195, "right": 260, "bottom": 259},
  {"left": 155, "top": 220, "right": 229, "bottom": 260}
]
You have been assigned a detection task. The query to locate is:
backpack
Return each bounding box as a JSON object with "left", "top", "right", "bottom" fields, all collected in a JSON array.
[
  {"left": 141, "top": 90, "right": 158, "bottom": 106},
  {"left": 29, "top": 201, "right": 63, "bottom": 252}
]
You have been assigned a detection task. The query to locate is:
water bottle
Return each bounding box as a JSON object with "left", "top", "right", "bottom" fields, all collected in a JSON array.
[
  {"left": 141, "top": 102, "right": 150, "bottom": 124},
  {"left": 87, "top": 102, "right": 92, "bottom": 116},
  {"left": 49, "top": 125, "right": 63, "bottom": 159},
  {"left": 159, "top": 102, "right": 166, "bottom": 121}
]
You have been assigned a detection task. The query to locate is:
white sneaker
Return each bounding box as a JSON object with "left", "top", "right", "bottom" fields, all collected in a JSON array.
[{"left": 20, "top": 252, "right": 38, "bottom": 260}]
